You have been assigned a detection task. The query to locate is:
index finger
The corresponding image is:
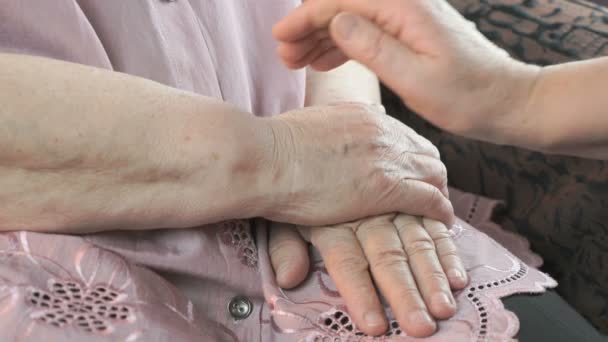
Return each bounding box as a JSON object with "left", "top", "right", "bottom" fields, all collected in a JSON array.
[{"left": 273, "top": 0, "right": 381, "bottom": 42}]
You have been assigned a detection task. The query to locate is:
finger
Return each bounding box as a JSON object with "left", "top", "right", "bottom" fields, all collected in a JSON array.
[
  {"left": 354, "top": 215, "right": 437, "bottom": 338},
  {"left": 286, "top": 37, "right": 336, "bottom": 70},
  {"left": 273, "top": 0, "right": 343, "bottom": 41},
  {"left": 423, "top": 218, "right": 468, "bottom": 289},
  {"left": 273, "top": 0, "right": 382, "bottom": 42},
  {"left": 387, "top": 152, "right": 448, "bottom": 197},
  {"left": 310, "top": 47, "right": 349, "bottom": 71},
  {"left": 394, "top": 215, "right": 456, "bottom": 320},
  {"left": 382, "top": 180, "right": 454, "bottom": 226},
  {"left": 277, "top": 30, "right": 329, "bottom": 66},
  {"left": 310, "top": 225, "right": 387, "bottom": 336},
  {"left": 269, "top": 223, "right": 310, "bottom": 289},
  {"left": 329, "top": 12, "right": 419, "bottom": 99}
]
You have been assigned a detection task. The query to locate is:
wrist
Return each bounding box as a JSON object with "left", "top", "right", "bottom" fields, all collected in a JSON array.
[
  {"left": 500, "top": 62, "right": 546, "bottom": 148},
  {"left": 253, "top": 114, "right": 297, "bottom": 221},
  {"left": 150, "top": 98, "right": 278, "bottom": 226},
  {"left": 473, "top": 60, "right": 543, "bottom": 146}
]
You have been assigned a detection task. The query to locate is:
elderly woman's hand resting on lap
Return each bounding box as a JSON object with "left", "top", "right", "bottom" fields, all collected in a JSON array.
[{"left": 270, "top": 214, "right": 467, "bottom": 337}]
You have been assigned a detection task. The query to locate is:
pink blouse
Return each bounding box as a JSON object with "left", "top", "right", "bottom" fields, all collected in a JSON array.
[{"left": 0, "top": 1, "right": 555, "bottom": 341}]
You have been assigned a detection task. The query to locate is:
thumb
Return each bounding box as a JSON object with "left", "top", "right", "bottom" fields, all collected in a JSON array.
[
  {"left": 268, "top": 223, "right": 310, "bottom": 289},
  {"left": 329, "top": 12, "right": 417, "bottom": 98}
]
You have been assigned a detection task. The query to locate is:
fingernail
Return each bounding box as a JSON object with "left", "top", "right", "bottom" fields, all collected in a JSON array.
[
  {"left": 432, "top": 292, "right": 455, "bottom": 309},
  {"left": 333, "top": 13, "right": 358, "bottom": 40},
  {"left": 364, "top": 311, "right": 386, "bottom": 328},
  {"left": 408, "top": 310, "right": 435, "bottom": 327},
  {"left": 448, "top": 269, "right": 468, "bottom": 286}
]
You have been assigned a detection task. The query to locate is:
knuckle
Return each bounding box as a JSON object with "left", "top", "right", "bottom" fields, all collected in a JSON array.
[
  {"left": 428, "top": 144, "right": 441, "bottom": 160},
  {"left": 312, "top": 227, "right": 350, "bottom": 247},
  {"left": 354, "top": 215, "right": 393, "bottom": 234},
  {"left": 394, "top": 215, "right": 420, "bottom": 233},
  {"left": 424, "top": 186, "right": 443, "bottom": 213},
  {"left": 421, "top": 270, "right": 449, "bottom": 284},
  {"left": 433, "top": 236, "right": 459, "bottom": 259},
  {"left": 268, "top": 238, "right": 296, "bottom": 256},
  {"left": 438, "top": 249, "right": 460, "bottom": 260},
  {"left": 394, "top": 286, "right": 425, "bottom": 303},
  {"left": 432, "top": 230, "right": 454, "bottom": 245},
  {"left": 369, "top": 249, "right": 409, "bottom": 270},
  {"left": 331, "top": 251, "right": 370, "bottom": 274},
  {"left": 437, "top": 162, "right": 448, "bottom": 184},
  {"left": 425, "top": 186, "right": 447, "bottom": 212},
  {"left": 361, "top": 30, "right": 388, "bottom": 65},
  {"left": 406, "top": 239, "right": 436, "bottom": 258}
]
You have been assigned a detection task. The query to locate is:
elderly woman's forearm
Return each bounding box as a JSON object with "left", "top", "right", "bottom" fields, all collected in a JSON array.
[{"left": 0, "top": 53, "right": 274, "bottom": 232}]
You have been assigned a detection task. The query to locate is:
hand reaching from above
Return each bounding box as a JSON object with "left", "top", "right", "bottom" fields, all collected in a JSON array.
[{"left": 273, "top": 0, "right": 541, "bottom": 143}]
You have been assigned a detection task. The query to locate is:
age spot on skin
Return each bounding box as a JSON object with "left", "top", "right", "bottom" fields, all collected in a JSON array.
[{"left": 343, "top": 142, "right": 361, "bottom": 155}]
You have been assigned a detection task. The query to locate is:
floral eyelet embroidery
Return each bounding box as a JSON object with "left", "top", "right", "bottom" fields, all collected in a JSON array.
[
  {"left": 316, "top": 309, "right": 403, "bottom": 340},
  {"left": 25, "top": 279, "right": 135, "bottom": 334},
  {"left": 219, "top": 220, "right": 258, "bottom": 269},
  {"left": 465, "top": 262, "right": 529, "bottom": 341}
]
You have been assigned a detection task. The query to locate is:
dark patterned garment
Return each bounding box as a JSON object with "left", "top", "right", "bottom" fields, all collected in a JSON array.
[{"left": 384, "top": 0, "right": 608, "bottom": 333}]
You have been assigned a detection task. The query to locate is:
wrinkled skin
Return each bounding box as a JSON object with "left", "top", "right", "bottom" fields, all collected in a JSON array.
[
  {"left": 269, "top": 214, "right": 467, "bottom": 337},
  {"left": 266, "top": 103, "right": 453, "bottom": 226},
  {"left": 268, "top": 103, "right": 467, "bottom": 337}
]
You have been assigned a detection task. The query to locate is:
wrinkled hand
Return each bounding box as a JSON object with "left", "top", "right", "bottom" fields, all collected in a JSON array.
[
  {"left": 264, "top": 103, "right": 453, "bottom": 227},
  {"left": 273, "top": 0, "right": 540, "bottom": 142},
  {"left": 269, "top": 214, "right": 468, "bottom": 337}
]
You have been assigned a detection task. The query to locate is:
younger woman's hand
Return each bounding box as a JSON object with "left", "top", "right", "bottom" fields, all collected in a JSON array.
[
  {"left": 273, "top": 0, "right": 541, "bottom": 143},
  {"left": 268, "top": 214, "right": 468, "bottom": 337}
]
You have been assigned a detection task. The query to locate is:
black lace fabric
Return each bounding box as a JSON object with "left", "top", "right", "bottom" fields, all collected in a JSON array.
[{"left": 384, "top": 0, "right": 608, "bottom": 333}]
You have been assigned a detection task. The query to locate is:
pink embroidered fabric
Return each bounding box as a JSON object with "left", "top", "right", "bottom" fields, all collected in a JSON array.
[
  {"left": 0, "top": 189, "right": 556, "bottom": 341},
  {"left": 0, "top": 1, "right": 556, "bottom": 341}
]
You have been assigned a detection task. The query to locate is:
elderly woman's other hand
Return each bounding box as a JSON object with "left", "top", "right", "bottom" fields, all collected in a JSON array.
[
  {"left": 273, "top": 0, "right": 541, "bottom": 144},
  {"left": 268, "top": 214, "right": 467, "bottom": 337},
  {"left": 263, "top": 103, "right": 453, "bottom": 227}
]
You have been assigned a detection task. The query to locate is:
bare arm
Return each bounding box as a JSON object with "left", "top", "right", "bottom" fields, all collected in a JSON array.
[
  {"left": 0, "top": 53, "right": 275, "bottom": 232},
  {"left": 518, "top": 58, "right": 608, "bottom": 159},
  {"left": 0, "top": 52, "right": 454, "bottom": 235}
]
